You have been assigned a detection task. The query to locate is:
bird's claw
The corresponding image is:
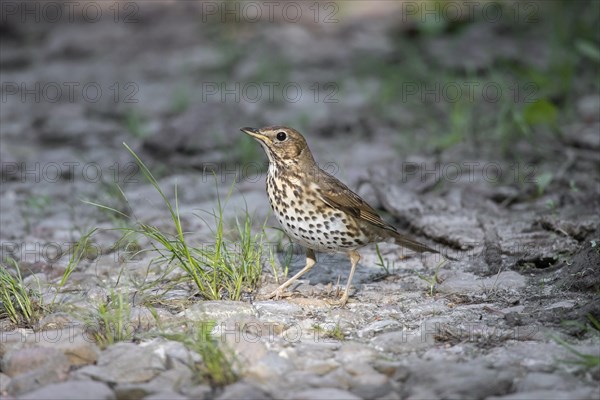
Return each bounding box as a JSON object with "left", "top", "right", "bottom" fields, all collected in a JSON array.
[
  {"left": 266, "top": 287, "right": 288, "bottom": 300},
  {"left": 327, "top": 292, "right": 350, "bottom": 307}
]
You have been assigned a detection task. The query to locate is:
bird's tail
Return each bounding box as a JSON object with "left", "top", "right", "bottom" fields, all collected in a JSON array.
[{"left": 391, "top": 230, "right": 457, "bottom": 261}]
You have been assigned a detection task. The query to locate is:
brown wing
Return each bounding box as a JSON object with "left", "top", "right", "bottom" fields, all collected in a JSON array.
[
  {"left": 316, "top": 171, "right": 397, "bottom": 232},
  {"left": 317, "top": 170, "right": 442, "bottom": 255}
]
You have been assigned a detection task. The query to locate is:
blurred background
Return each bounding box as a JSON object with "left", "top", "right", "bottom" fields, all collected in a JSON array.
[
  {"left": 1, "top": 3, "right": 599, "bottom": 397},
  {"left": 1, "top": 0, "right": 599, "bottom": 251}
]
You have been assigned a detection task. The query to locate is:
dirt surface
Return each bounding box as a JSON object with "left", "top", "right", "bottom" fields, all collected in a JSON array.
[{"left": 1, "top": 1, "right": 599, "bottom": 399}]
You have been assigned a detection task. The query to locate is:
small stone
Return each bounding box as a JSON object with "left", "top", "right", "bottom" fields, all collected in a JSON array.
[
  {"left": 516, "top": 372, "right": 578, "bottom": 391},
  {"left": 129, "top": 306, "right": 159, "bottom": 331},
  {"left": 155, "top": 340, "right": 202, "bottom": 365},
  {"left": 1, "top": 347, "right": 68, "bottom": 377},
  {"left": 376, "top": 391, "right": 402, "bottom": 400},
  {"left": 18, "top": 380, "right": 115, "bottom": 400},
  {"left": 37, "top": 313, "right": 79, "bottom": 330},
  {"left": 76, "top": 342, "right": 166, "bottom": 384},
  {"left": 0, "top": 372, "right": 11, "bottom": 395},
  {"left": 254, "top": 301, "right": 303, "bottom": 316},
  {"left": 224, "top": 331, "right": 268, "bottom": 366},
  {"left": 183, "top": 384, "right": 213, "bottom": 399},
  {"left": 296, "top": 358, "right": 339, "bottom": 375},
  {"left": 371, "top": 327, "right": 435, "bottom": 354},
  {"left": 0, "top": 329, "right": 27, "bottom": 358},
  {"left": 245, "top": 353, "right": 294, "bottom": 384},
  {"left": 215, "top": 381, "right": 270, "bottom": 400},
  {"left": 349, "top": 372, "right": 391, "bottom": 399},
  {"left": 437, "top": 271, "right": 526, "bottom": 293},
  {"left": 403, "top": 360, "right": 515, "bottom": 399},
  {"left": 254, "top": 301, "right": 304, "bottom": 326},
  {"left": 371, "top": 360, "right": 405, "bottom": 378},
  {"left": 357, "top": 319, "right": 400, "bottom": 338},
  {"left": 6, "top": 364, "right": 66, "bottom": 396},
  {"left": 320, "top": 368, "right": 353, "bottom": 390},
  {"left": 545, "top": 301, "right": 577, "bottom": 310},
  {"left": 33, "top": 327, "right": 100, "bottom": 366},
  {"left": 488, "top": 388, "right": 599, "bottom": 400},
  {"left": 335, "top": 342, "right": 377, "bottom": 364},
  {"left": 286, "top": 387, "right": 361, "bottom": 400},
  {"left": 184, "top": 301, "right": 257, "bottom": 324},
  {"left": 144, "top": 391, "right": 188, "bottom": 400}
]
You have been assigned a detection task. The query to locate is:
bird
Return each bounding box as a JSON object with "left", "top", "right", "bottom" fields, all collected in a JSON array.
[{"left": 241, "top": 126, "right": 447, "bottom": 305}]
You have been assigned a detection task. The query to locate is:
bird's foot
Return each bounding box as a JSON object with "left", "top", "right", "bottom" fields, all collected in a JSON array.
[
  {"left": 327, "top": 292, "right": 350, "bottom": 307},
  {"left": 265, "top": 287, "right": 289, "bottom": 301}
]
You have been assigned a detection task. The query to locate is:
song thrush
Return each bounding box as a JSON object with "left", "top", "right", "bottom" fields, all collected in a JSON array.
[{"left": 241, "top": 126, "right": 444, "bottom": 305}]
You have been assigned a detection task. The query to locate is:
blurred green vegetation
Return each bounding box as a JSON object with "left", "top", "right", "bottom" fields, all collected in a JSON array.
[
  {"left": 352, "top": 0, "right": 599, "bottom": 156},
  {"left": 164, "top": 0, "right": 598, "bottom": 165}
]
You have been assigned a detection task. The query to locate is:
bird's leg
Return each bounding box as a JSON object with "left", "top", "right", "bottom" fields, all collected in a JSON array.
[
  {"left": 332, "top": 250, "right": 360, "bottom": 306},
  {"left": 268, "top": 248, "right": 316, "bottom": 299}
]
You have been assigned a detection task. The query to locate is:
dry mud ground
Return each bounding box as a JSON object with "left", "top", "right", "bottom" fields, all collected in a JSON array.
[{"left": 1, "top": 2, "right": 599, "bottom": 399}]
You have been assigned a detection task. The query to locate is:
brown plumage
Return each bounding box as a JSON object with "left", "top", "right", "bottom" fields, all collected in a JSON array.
[{"left": 241, "top": 126, "right": 446, "bottom": 305}]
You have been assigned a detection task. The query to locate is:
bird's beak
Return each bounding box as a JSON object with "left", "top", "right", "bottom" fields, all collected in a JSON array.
[{"left": 240, "top": 127, "right": 269, "bottom": 142}]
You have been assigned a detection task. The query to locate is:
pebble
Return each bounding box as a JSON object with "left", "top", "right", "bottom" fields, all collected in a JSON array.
[
  {"left": 0, "top": 373, "right": 11, "bottom": 395},
  {"left": 224, "top": 330, "right": 269, "bottom": 366},
  {"left": 18, "top": 380, "right": 115, "bottom": 400},
  {"left": 349, "top": 372, "right": 391, "bottom": 399},
  {"left": 357, "top": 319, "right": 401, "bottom": 338},
  {"left": 1, "top": 347, "right": 67, "bottom": 377},
  {"left": 36, "top": 313, "right": 79, "bottom": 330},
  {"left": 7, "top": 367, "right": 67, "bottom": 396},
  {"left": 254, "top": 301, "right": 303, "bottom": 317},
  {"left": 184, "top": 301, "right": 257, "bottom": 324},
  {"left": 438, "top": 271, "right": 526, "bottom": 293},
  {"left": 295, "top": 358, "right": 340, "bottom": 375},
  {"left": 129, "top": 306, "right": 159, "bottom": 331},
  {"left": 335, "top": 342, "right": 377, "bottom": 364},
  {"left": 488, "top": 388, "right": 600, "bottom": 400},
  {"left": 32, "top": 327, "right": 100, "bottom": 366},
  {"left": 76, "top": 342, "right": 166, "bottom": 384},
  {"left": 403, "top": 360, "right": 515, "bottom": 399},
  {"left": 370, "top": 327, "right": 435, "bottom": 354},
  {"left": 286, "top": 387, "right": 361, "bottom": 400},
  {"left": 245, "top": 352, "right": 294, "bottom": 384},
  {"left": 183, "top": 384, "right": 213, "bottom": 399},
  {"left": 516, "top": 372, "right": 578, "bottom": 391},
  {"left": 144, "top": 391, "right": 189, "bottom": 400},
  {"left": 215, "top": 381, "right": 270, "bottom": 400}
]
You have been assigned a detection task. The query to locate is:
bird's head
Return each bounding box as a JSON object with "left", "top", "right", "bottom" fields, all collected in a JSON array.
[{"left": 240, "top": 126, "right": 315, "bottom": 166}]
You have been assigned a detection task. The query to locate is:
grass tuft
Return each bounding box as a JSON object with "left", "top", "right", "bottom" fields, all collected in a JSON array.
[
  {"left": 85, "top": 288, "right": 134, "bottom": 349},
  {"left": 164, "top": 322, "right": 239, "bottom": 387},
  {"left": 552, "top": 314, "right": 600, "bottom": 369},
  {"left": 313, "top": 322, "right": 346, "bottom": 341},
  {"left": 50, "top": 228, "right": 98, "bottom": 307},
  {"left": 416, "top": 258, "right": 447, "bottom": 297},
  {"left": 375, "top": 244, "right": 396, "bottom": 276},
  {"left": 0, "top": 259, "right": 42, "bottom": 326},
  {"left": 103, "top": 144, "right": 267, "bottom": 301}
]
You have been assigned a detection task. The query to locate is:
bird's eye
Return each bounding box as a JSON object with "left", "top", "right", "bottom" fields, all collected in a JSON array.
[{"left": 276, "top": 131, "right": 287, "bottom": 141}]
